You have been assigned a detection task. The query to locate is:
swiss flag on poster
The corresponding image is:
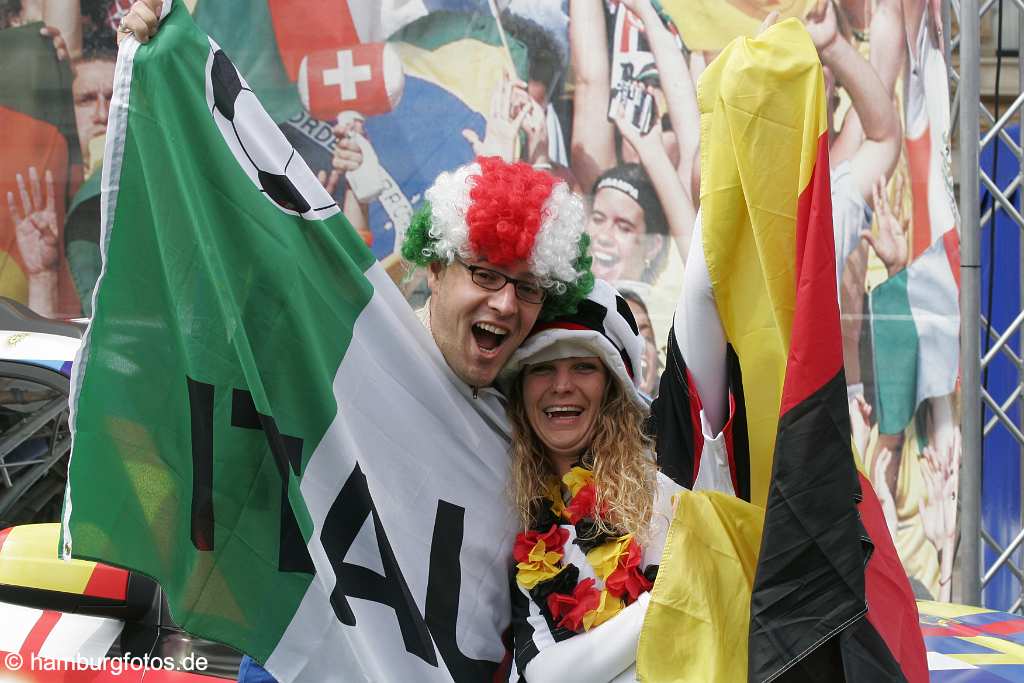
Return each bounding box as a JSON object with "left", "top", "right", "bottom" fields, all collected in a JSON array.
[
  {"left": 298, "top": 44, "right": 391, "bottom": 119},
  {"left": 268, "top": 0, "right": 362, "bottom": 81}
]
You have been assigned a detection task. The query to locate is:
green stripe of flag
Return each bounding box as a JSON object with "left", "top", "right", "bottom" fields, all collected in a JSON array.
[
  {"left": 869, "top": 269, "right": 918, "bottom": 435},
  {"left": 869, "top": 234, "right": 959, "bottom": 436}
]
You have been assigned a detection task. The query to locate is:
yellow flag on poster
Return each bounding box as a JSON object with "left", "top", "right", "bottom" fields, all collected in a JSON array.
[{"left": 661, "top": 0, "right": 816, "bottom": 51}]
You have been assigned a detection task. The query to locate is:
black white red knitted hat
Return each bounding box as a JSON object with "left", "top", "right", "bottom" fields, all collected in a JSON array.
[{"left": 500, "top": 280, "right": 646, "bottom": 405}]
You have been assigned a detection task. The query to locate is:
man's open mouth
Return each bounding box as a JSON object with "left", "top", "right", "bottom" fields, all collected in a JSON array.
[{"left": 472, "top": 322, "right": 509, "bottom": 352}]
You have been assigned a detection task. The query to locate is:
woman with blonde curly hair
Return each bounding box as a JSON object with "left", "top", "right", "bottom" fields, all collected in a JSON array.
[{"left": 498, "top": 279, "right": 734, "bottom": 683}]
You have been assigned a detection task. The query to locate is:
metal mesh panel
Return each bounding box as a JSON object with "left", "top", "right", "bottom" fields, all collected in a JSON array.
[{"left": 956, "top": 0, "right": 1024, "bottom": 608}]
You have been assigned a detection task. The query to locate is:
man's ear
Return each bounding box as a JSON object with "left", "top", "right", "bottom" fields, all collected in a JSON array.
[{"left": 426, "top": 261, "right": 445, "bottom": 294}]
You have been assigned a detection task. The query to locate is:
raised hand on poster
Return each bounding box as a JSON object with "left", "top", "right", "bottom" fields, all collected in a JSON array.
[
  {"left": 7, "top": 168, "right": 59, "bottom": 277},
  {"left": 318, "top": 118, "right": 366, "bottom": 197},
  {"left": 115, "top": 0, "right": 161, "bottom": 44},
  {"left": 462, "top": 73, "right": 529, "bottom": 162},
  {"left": 919, "top": 427, "right": 960, "bottom": 598},
  {"left": 871, "top": 447, "right": 899, "bottom": 540},
  {"left": 39, "top": 25, "right": 70, "bottom": 61},
  {"left": 849, "top": 393, "right": 873, "bottom": 458},
  {"left": 317, "top": 118, "right": 374, "bottom": 247},
  {"left": 7, "top": 167, "right": 59, "bottom": 317},
  {"left": 804, "top": 0, "right": 838, "bottom": 53},
  {"left": 521, "top": 101, "right": 550, "bottom": 168},
  {"left": 863, "top": 175, "right": 909, "bottom": 276},
  {"left": 611, "top": 96, "right": 664, "bottom": 162}
]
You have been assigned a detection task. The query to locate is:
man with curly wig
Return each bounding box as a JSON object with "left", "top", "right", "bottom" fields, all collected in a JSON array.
[{"left": 401, "top": 155, "right": 594, "bottom": 391}]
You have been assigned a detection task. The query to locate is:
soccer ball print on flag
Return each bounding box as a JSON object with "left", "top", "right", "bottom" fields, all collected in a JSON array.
[{"left": 62, "top": 2, "right": 516, "bottom": 680}]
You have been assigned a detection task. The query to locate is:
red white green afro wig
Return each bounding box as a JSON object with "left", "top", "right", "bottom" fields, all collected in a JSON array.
[{"left": 400, "top": 157, "right": 594, "bottom": 320}]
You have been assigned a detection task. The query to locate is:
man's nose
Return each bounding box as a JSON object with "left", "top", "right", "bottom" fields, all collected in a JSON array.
[
  {"left": 589, "top": 224, "right": 612, "bottom": 243},
  {"left": 95, "top": 95, "right": 109, "bottom": 122},
  {"left": 487, "top": 281, "right": 519, "bottom": 316}
]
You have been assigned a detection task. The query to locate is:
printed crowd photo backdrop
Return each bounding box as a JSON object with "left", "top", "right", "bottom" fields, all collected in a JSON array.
[{"left": 0, "top": 0, "right": 960, "bottom": 600}]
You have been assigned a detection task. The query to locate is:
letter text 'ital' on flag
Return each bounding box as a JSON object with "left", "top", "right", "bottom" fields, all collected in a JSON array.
[{"left": 61, "top": 2, "right": 517, "bottom": 680}]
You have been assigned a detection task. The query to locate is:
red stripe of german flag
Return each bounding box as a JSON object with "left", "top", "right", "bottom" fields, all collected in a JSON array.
[{"left": 696, "top": 19, "right": 927, "bottom": 682}]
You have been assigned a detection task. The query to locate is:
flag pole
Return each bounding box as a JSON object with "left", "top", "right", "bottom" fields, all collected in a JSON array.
[
  {"left": 486, "top": 0, "right": 517, "bottom": 75},
  {"left": 957, "top": 0, "right": 982, "bottom": 607},
  {"left": 485, "top": 0, "right": 522, "bottom": 159}
]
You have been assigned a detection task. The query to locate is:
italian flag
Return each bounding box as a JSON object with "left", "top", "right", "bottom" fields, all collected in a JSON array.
[
  {"left": 869, "top": 229, "right": 961, "bottom": 435},
  {"left": 637, "top": 19, "right": 928, "bottom": 682},
  {"left": 60, "top": 2, "right": 517, "bottom": 680}
]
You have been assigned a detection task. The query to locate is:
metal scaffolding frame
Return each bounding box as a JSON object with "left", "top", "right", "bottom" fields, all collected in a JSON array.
[{"left": 956, "top": 0, "right": 1024, "bottom": 606}]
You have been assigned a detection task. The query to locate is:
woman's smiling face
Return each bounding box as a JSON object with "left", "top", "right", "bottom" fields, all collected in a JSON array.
[{"left": 522, "top": 356, "right": 608, "bottom": 465}]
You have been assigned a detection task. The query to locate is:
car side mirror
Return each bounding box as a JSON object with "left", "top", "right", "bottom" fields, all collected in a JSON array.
[{"left": 0, "top": 523, "right": 160, "bottom": 622}]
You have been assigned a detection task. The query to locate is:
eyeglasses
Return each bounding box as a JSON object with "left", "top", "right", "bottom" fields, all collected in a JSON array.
[{"left": 455, "top": 258, "right": 547, "bottom": 304}]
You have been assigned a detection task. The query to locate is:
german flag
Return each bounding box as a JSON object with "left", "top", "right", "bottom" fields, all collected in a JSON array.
[{"left": 640, "top": 19, "right": 928, "bottom": 682}]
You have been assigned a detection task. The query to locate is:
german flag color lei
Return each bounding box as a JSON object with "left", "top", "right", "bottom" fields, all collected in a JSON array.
[{"left": 513, "top": 466, "right": 657, "bottom": 634}]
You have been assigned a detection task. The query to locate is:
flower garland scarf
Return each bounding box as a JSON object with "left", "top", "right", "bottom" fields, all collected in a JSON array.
[{"left": 513, "top": 466, "right": 657, "bottom": 635}]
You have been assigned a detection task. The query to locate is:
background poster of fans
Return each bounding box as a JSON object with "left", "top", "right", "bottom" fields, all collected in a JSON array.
[{"left": 0, "top": 0, "right": 960, "bottom": 600}]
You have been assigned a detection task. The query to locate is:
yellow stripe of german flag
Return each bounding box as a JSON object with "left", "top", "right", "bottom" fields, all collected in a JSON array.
[{"left": 698, "top": 18, "right": 830, "bottom": 511}]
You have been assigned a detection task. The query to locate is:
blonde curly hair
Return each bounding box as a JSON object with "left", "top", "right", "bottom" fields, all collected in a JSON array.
[{"left": 507, "top": 368, "right": 658, "bottom": 541}]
